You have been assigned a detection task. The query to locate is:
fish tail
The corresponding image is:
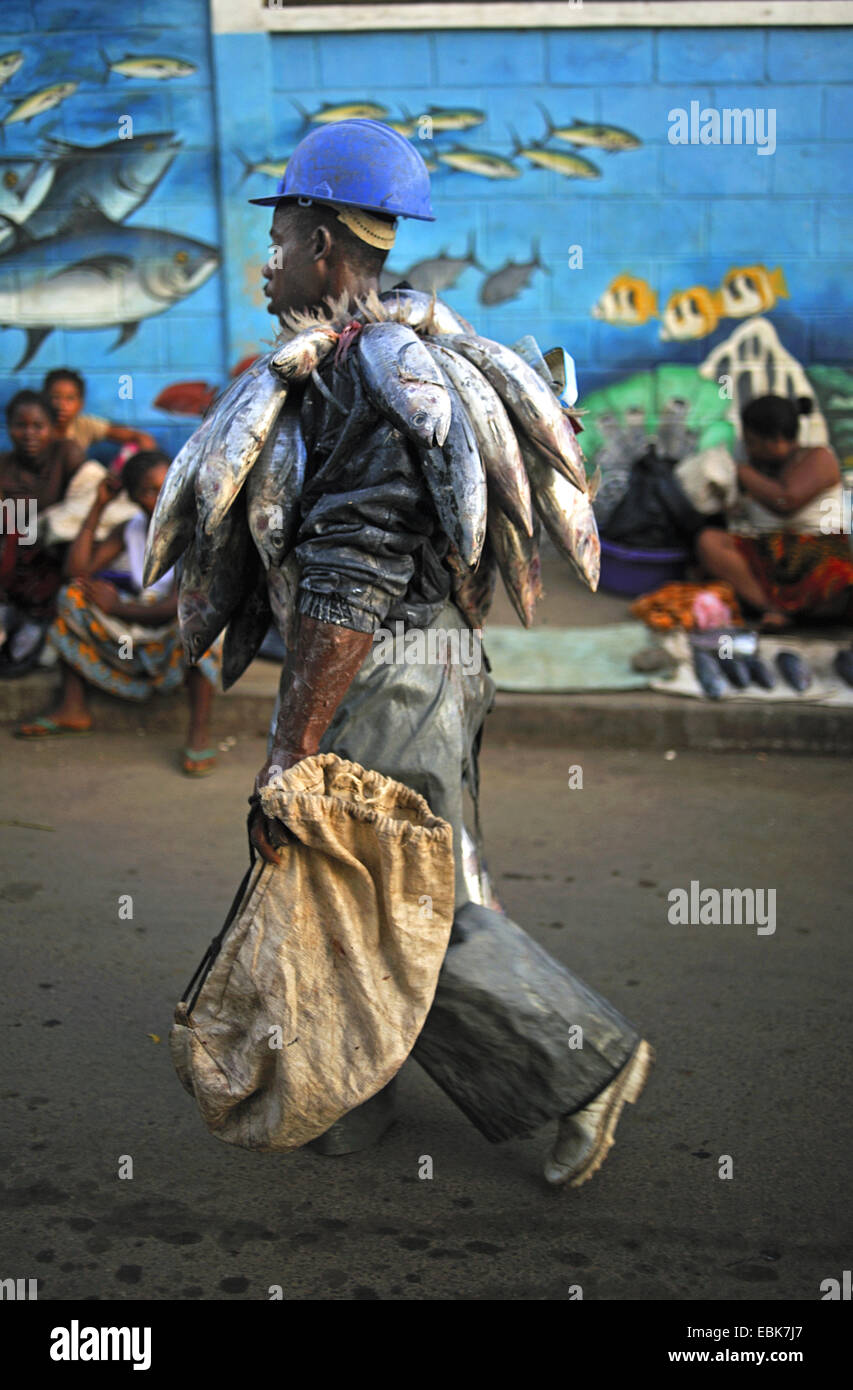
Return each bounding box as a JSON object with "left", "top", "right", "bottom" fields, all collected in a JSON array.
[
  {"left": 507, "top": 125, "right": 524, "bottom": 157},
  {"left": 466, "top": 229, "right": 484, "bottom": 271},
  {"left": 235, "top": 149, "right": 253, "bottom": 184},
  {"left": 99, "top": 47, "right": 112, "bottom": 83},
  {"left": 531, "top": 236, "right": 549, "bottom": 274},
  {"left": 709, "top": 289, "right": 724, "bottom": 316},
  {"left": 536, "top": 101, "right": 555, "bottom": 142},
  {"left": 771, "top": 266, "right": 789, "bottom": 299},
  {"left": 291, "top": 98, "right": 311, "bottom": 127}
]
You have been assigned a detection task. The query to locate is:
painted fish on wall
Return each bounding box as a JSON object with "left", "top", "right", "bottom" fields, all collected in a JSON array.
[
  {"left": 0, "top": 209, "right": 219, "bottom": 366},
  {"left": 718, "top": 264, "right": 789, "bottom": 318},
  {"left": 660, "top": 286, "right": 723, "bottom": 341},
  {"left": 479, "top": 241, "right": 546, "bottom": 307},
  {"left": 381, "top": 231, "right": 482, "bottom": 295},
  {"left": 592, "top": 274, "right": 658, "bottom": 327}
]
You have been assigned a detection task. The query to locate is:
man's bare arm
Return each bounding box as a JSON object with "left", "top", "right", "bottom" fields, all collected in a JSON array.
[{"left": 250, "top": 613, "right": 373, "bottom": 864}]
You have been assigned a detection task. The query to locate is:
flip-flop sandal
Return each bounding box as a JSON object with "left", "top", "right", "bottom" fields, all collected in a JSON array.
[
  {"left": 182, "top": 747, "right": 217, "bottom": 777},
  {"left": 14, "top": 716, "right": 93, "bottom": 739}
]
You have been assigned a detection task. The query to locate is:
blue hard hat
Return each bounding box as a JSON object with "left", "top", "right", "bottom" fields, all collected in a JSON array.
[{"left": 248, "top": 118, "right": 434, "bottom": 221}]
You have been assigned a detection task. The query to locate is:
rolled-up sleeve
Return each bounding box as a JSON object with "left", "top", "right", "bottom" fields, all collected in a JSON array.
[{"left": 294, "top": 417, "right": 445, "bottom": 634}]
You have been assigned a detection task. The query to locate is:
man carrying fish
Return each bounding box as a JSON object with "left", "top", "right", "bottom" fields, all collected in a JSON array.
[{"left": 149, "top": 120, "right": 652, "bottom": 1185}]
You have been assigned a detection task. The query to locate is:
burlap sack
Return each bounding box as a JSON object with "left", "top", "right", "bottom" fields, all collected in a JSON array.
[{"left": 170, "top": 753, "right": 454, "bottom": 1151}]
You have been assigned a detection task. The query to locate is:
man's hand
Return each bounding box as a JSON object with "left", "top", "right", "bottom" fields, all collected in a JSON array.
[
  {"left": 249, "top": 748, "right": 306, "bottom": 865},
  {"left": 79, "top": 578, "right": 120, "bottom": 613},
  {"left": 95, "top": 474, "right": 123, "bottom": 510}
]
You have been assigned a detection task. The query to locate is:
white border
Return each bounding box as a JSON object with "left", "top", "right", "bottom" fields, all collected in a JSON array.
[{"left": 211, "top": 2, "right": 853, "bottom": 35}]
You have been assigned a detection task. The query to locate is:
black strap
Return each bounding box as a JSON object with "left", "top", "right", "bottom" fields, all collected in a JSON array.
[{"left": 180, "top": 807, "right": 259, "bottom": 1016}]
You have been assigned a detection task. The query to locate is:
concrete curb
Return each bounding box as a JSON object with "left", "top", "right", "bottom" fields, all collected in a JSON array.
[{"left": 3, "top": 667, "right": 852, "bottom": 754}]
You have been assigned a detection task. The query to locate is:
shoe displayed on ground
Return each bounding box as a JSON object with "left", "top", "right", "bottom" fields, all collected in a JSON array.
[{"left": 544, "top": 1039, "right": 654, "bottom": 1188}]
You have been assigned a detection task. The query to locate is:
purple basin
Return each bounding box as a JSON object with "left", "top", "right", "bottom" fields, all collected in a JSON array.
[{"left": 599, "top": 538, "right": 688, "bottom": 597}]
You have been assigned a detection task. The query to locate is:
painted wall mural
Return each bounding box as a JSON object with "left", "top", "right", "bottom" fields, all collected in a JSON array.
[{"left": 0, "top": 9, "right": 849, "bottom": 472}]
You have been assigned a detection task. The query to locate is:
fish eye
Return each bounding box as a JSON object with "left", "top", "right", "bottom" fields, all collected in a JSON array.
[
  {"left": 175, "top": 249, "right": 189, "bottom": 264},
  {"left": 143, "top": 140, "right": 155, "bottom": 150},
  {"left": 4, "top": 170, "right": 17, "bottom": 188}
]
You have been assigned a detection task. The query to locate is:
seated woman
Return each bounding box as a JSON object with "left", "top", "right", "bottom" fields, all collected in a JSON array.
[
  {"left": 696, "top": 395, "right": 852, "bottom": 631},
  {"left": 16, "top": 451, "right": 220, "bottom": 776},
  {"left": 0, "top": 389, "right": 84, "bottom": 675},
  {"left": 43, "top": 368, "right": 156, "bottom": 462}
]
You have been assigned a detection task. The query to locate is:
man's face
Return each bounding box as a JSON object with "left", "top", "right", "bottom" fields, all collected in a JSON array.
[{"left": 262, "top": 203, "right": 326, "bottom": 321}]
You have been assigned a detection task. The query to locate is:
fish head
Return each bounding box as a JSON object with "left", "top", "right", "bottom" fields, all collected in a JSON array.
[
  {"left": 720, "top": 267, "right": 766, "bottom": 317},
  {"left": 117, "top": 132, "right": 180, "bottom": 195},
  {"left": 143, "top": 238, "right": 219, "bottom": 300}
]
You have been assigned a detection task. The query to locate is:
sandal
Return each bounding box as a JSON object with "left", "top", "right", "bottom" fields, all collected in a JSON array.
[
  {"left": 182, "top": 747, "right": 217, "bottom": 777},
  {"left": 14, "top": 716, "right": 93, "bottom": 739}
]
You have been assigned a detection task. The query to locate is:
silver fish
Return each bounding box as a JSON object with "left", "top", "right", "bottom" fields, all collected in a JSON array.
[
  {"left": 24, "top": 132, "right": 180, "bottom": 242},
  {"left": 420, "top": 371, "right": 486, "bottom": 569},
  {"left": 427, "top": 342, "right": 532, "bottom": 537},
  {"left": 195, "top": 354, "right": 287, "bottom": 537},
  {"left": 247, "top": 406, "right": 307, "bottom": 570},
  {"left": 142, "top": 422, "right": 209, "bottom": 588},
  {"left": 383, "top": 232, "right": 482, "bottom": 296},
  {"left": 521, "top": 441, "right": 600, "bottom": 592},
  {"left": 357, "top": 321, "right": 451, "bottom": 449},
  {"left": 377, "top": 287, "right": 473, "bottom": 336},
  {"left": 270, "top": 324, "right": 338, "bottom": 381},
  {"left": 0, "top": 52, "right": 24, "bottom": 89},
  {"left": 479, "top": 241, "right": 546, "bottom": 307},
  {"left": 440, "top": 332, "right": 588, "bottom": 494},
  {"left": 178, "top": 502, "right": 251, "bottom": 663},
  {"left": 488, "top": 509, "right": 542, "bottom": 628},
  {"left": 267, "top": 555, "right": 300, "bottom": 648},
  {"left": 222, "top": 556, "right": 272, "bottom": 691}
]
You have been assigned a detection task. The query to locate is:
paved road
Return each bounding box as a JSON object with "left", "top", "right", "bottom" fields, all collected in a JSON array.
[{"left": 1, "top": 732, "right": 850, "bottom": 1301}]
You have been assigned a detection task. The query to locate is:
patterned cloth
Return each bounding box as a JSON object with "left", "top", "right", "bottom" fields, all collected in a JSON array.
[
  {"left": 48, "top": 580, "right": 221, "bottom": 701},
  {"left": 733, "top": 532, "right": 853, "bottom": 615}
]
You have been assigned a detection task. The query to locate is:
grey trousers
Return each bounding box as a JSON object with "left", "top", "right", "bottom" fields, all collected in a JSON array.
[{"left": 269, "top": 602, "right": 640, "bottom": 1144}]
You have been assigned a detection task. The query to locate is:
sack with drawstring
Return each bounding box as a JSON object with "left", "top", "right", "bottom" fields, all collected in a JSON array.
[{"left": 170, "top": 753, "right": 455, "bottom": 1152}]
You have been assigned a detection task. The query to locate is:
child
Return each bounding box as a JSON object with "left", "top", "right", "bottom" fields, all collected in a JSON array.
[
  {"left": 15, "top": 451, "right": 220, "bottom": 775},
  {"left": 0, "top": 390, "right": 83, "bottom": 674},
  {"left": 43, "top": 368, "right": 156, "bottom": 459}
]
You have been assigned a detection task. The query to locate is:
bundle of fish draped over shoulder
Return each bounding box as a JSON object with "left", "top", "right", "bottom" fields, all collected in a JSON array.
[{"left": 142, "top": 288, "right": 599, "bottom": 684}]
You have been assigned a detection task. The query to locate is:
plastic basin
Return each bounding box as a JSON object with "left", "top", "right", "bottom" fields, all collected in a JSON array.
[{"left": 599, "top": 538, "right": 688, "bottom": 597}]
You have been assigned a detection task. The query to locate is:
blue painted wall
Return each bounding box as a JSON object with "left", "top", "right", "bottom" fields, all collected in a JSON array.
[{"left": 1, "top": 7, "right": 850, "bottom": 457}]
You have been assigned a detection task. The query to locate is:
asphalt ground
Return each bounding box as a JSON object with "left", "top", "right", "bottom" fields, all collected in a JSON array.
[{"left": 1, "top": 732, "right": 850, "bottom": 1303}]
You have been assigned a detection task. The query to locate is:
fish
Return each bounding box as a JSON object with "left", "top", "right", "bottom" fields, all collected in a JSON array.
[
  {"left": 421, "top": 155, "right": 439, "bottom": 173},
  {"left": 440, "top": 332, "right": 588, "bottom": 493},
  {"left": 776, "top": 650, "right": 812, "bottom": 693},
  {"left": 153, "top": 381, "right": 218, "bottom": 416},
  {"left": 693, "top": 648, "right": 726, "bottom": 699},
  {"left": 356, "top": 321, "right": 451, "bottom": 449},
  {"left": 746, "top": 653, "right": 777, "bottom": 690},
  {"left": 591, "top": 273, "right": 658, "bottom": 327},
  {"left": 436, "top": 147, "right": 520, "bottom": 180},
  {"left": 833, "top": 648, "right": 853, "bottom": 689},
  {"left": 382, "top": 232, "right": 482, "bottom": 296},
  {"left": 267, "top": 554, "right": 300, "bottom": 648},
  {"left": 104, "top": 53, "right": 196, "bottom": 81},
  {"left": 195, "top": 353, "right": 287, "bottom": 537},
  {"left": 538, "top": 105, "right": 641, "bottom": 152},
  {"left": 143, "top": 425, "right": 208, "bottom": 588},
  {"left": 0, "top": 158, "right": 55, "bottom": 251},
  {"left": 660, "top": 286, "right": 722, "bottom": 341},
  {"left": 377, "top": 287, "right": 472, "bottom": 336},
  {"left": 270, "top": 324, "right": 339, "bottom": 381},
  {"left": 0, "top": 52, "right": 24, "bottom": 89},
  {"left": 489, "top": 508, "right": 542, "bottom": 628},
  {"left": 22, "top": 132, "right": 180, "bottom": 243},
  {"left": 178, "top": 499, "right": 252, "bottom": 663},
  {"left": 479, "top": 241, "right": 546, "bottom": 307},
  {"left": 421, "top": 106, "right": 485, "bottom": 133},
  {"left": 3, "top": 82, "right": 77, "bottom": 126},
  {"left": 247, "top": 406, "right": 307, "bottom": 570},
  {"left": 236, "top": 151, "right": 288, "bottom": 184},
  {"left": 293, "top": 99, "right": 388, "bottom": 125},
  {"left": 521, "top": 439, "right": 600, "bottom": 592},
  {"left": 0, "top": 208, "right": 219, "bottom": 368},
  {"left": 510, "top": 132, "right": 601, "bottom": 180},
  {"left": 420, "top": 369, "right": 487, "bottom": 569},
  {"left": 384, "top": 114, "right": 418, "bottom": 138},
  {"left": 427, "top": 341, "right": 532, "bottom": 536},
  {"left": 222, "top": 553, "right": 272, "bottom": 691},
  {"left": 449, "top": 539, "right": 497, "bottom": 631},
  {"left": 715, "top": 652, "right": 751, "bottom": 689},
  {"left": 718, "top": 264, "right": 789, "bottom": 319}
]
